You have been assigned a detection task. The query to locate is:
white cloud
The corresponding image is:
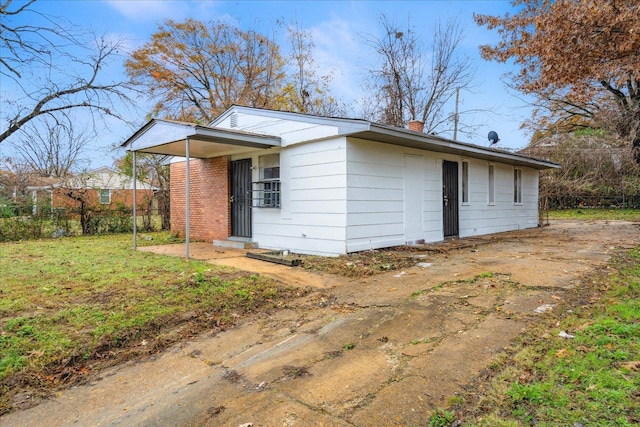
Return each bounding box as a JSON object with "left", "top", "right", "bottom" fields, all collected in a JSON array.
[
  {"left": 105, "top": 0, "right": 190, "bottom": 22},
  {"left": 307, "top": 17, "right": 368, "bottom": 111}
]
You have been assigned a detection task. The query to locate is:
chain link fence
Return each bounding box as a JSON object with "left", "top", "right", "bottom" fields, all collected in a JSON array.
[
  {"left": 0, "top": 204, "right": 167, "bottom": 242},
  {"left": 542, "top": 194, "right": 640, "bottom": 210}
]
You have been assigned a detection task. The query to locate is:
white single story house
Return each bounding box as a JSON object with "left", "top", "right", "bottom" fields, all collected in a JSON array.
[{"left": 122, "top": 106, "right": 559, "bottom": 256}]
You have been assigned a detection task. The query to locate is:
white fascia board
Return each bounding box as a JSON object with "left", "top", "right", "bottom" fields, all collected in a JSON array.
[
  {"left": 360, "top": 124, "right": 560, "bottom": 170},
  {"left": 123, "top": 120, "right": 197, "bottom": 152}
]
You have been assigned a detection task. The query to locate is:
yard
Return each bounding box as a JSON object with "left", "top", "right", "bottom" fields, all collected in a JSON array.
[
  {"left": 0, "top": 232, "right": 304, "bottom": 415},
  {"left": 1, "top": 211, "right": 638, "bottom": 425}
]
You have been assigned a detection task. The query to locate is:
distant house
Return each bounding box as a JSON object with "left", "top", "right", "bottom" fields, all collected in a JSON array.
[
  {"left": 27, "top": 167, "right": 157, "bottom": 215},
  {"left": 0, "top": 170, "right": 56, "bottom": 216},
  {"left": 122, "top": 106, "right": 559, "bottom": 256}
]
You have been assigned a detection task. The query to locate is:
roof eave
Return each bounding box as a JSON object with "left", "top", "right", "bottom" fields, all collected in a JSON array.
[
  {"left": 211, "top": 105, "right": 373, "bottom": 134},
  {"left": 192, "top": 125, "right": 281, "bottom": 146},
  {"left": 121, "top": 119, "right": 281, "bottom": 158},
  {"left": 351, "top": 125, "right": 560, "bottom": 170}
]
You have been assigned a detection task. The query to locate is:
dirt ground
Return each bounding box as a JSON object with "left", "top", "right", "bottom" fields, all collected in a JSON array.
[{"left": 2, "top": 220, "right": 638, "bottom": 427}]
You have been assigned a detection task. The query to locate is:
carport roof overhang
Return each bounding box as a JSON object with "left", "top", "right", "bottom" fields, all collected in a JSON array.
[
  {"left": 121, "top": 119, "right": 281, "bottom": 158},
  {"left": 122, "top": 119, "right": 281, "bottom": 260}
]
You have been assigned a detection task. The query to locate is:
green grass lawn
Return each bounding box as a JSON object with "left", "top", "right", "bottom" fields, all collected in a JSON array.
[
  {"left": 0, "top": 232, "right": 301, "bottom": 415},
  {"left": 548, "top": 208, "right": 640, "bottom": 222}
]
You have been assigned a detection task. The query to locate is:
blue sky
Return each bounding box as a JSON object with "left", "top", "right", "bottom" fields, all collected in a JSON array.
[{"left": 2, "top": 0, "right": 532, "bottom": 169}]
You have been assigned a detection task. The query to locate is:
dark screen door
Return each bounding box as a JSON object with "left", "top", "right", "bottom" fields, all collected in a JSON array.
[
  {"left": 442, "top": 160, "right": 459, "bottom": 237},
  {"left": 231, "top": 159, "right": 252, "bottom": 237}
]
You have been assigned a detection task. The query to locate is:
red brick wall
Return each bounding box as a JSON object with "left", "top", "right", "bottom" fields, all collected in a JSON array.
[{"left": 170, "top": 157, "right": 231, "bottom": 241}]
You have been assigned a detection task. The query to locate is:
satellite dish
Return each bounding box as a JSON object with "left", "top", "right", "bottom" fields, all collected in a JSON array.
[{"left": 488, "top": 131, "right": 499, "bottom": 145}]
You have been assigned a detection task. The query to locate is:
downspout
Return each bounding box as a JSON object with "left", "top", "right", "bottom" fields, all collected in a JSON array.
[
  {"left": 185, "top": 137, "right": 190, "bottom": 259},
  {"left": 133, "top": 150, "right": 137, "bottom": 250}
]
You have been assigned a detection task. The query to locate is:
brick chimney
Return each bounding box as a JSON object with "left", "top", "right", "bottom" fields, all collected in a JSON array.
[{"left": 408, "top": 120, "right": 424, "bottom": 133}]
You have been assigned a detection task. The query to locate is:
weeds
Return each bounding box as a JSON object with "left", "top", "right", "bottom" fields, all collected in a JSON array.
[
  {"left": 409, "top": 290, "right": 425, "bottom": 299},
  {"left": 458, "top": 245, "right": 640, "bottom": 426},
  {"left": 301, "top": 249, "right": 420, "bottom": 277},
  {"left": 0, "top": 214, "right": 168, "bottom": 242},
  {"left": 428, "top": 408, "right": 456, "bottom": 427},
  {"left": 282, "top": 365, "right": 311, "bottom": 379}
]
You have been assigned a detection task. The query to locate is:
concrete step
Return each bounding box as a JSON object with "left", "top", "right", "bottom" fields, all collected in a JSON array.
[{"left": 213, "top": 239, "right": 258, "bottom": 249}]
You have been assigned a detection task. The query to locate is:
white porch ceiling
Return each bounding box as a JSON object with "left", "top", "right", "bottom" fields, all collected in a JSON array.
[{"left": 122, "top": 119, "right": 281, "bottom": 158}]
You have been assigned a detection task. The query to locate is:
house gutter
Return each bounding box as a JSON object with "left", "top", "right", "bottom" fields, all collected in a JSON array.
[{"left": 352, "top": 124, "right": 560, "bottom": 170}]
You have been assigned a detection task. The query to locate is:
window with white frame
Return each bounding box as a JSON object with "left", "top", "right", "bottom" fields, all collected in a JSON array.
[
  {"left": 488, "top": 164, "right": 495, "bottom": 204},
  {"left": 253, "top": 153, "right": 280, "bottom": 208},
  {"left": 462, "top": 161, "right": 469, "bottom": 203},
  {"left": 513, "top": 168, "right": 522, "bottom": 204},
  {"left": 99, "top": 189, "right": 111, "bottom": 204}
]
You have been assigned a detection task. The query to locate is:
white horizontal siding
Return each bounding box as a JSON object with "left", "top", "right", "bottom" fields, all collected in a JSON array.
[
  {"left": 345, "top": 139, "right": 437, "bottom": 252},
  {"left": 344, "top": 140, "right": 541, "bottom": 252},
  {"left": 347, "top": 200, "right": 403, "bottom": 213},
  {"left": 252, "top": 221, "right": 346, "bottom": 241},
  {"left": 230, "top": 135, "right": 540, "bottom": 255},
  {"left": 348, "top": 160, "right": 405, "bottom": 178},
  {"left": 250, "top": 137, "right": 348, "bottom": 255},
  {"left": 346, "top": 223, "right": 404, "bottom": 240},
  {"left": 290, "top": 161, "right": 344, "bottom": 178},
  {"left": 458, "top": 160, "right": 539, "bottom": 237},
  {"left": 289, "top": 175, "right": 344, "bottom": 190},
  {"left": 348, "top": 188, "right": 403, "bottom": 201},
  {"left": 288, "top": 200, "right": 346, "bottom": 214},
  {"left": 289, "top": 188, "right": 345, "bottom": 201},
  {"left": 217, "top": 112, "right": 340, "bottom": 146},
  {"left": 347, "top": 174, "right": 404, "bottom": 189},
  {"left": 255, "top": 212, "right": 344, "bottom": 227},
  {"left": 347, "top": 211, "right": 404, "bottom": 226}
]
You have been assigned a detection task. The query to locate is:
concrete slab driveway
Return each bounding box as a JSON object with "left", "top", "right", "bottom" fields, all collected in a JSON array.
[{"left": 2, "top": 220, "right": 638, "bottom": 427}]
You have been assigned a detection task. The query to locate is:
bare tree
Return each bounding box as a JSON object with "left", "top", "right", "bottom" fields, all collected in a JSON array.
[
  {"left": 522, "top": 133, "right": 640, "bottom": 208},
  {"left": 116, "top": 151, "right": 170, "bottom": 230},
  {"left": 280, "top": 22, "right": 345, "bottom": 117},
  {"left": 0, "top": 0, "right": 134, "bottom": 143},
  {"left": 363, "top": 15, "right": 475, "bottom": 136},
  {"left": 1, "top": 0, "right": 47, "bottom": 79},
  {"left": 10, "top": 116, "right": 90, "bottom": 177},
  {"left": 53, "top": 171, "right": 100, "bottom": 235}
]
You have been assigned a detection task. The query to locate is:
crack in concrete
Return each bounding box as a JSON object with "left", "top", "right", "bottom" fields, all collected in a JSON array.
[{"left": 5, "top": 221, "right": 637, "bottom": 426}]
